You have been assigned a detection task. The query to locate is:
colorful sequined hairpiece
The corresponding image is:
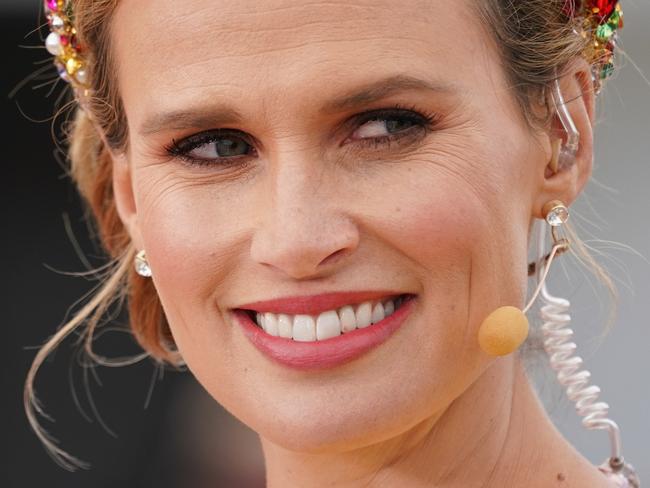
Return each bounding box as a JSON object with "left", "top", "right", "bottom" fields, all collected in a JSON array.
[
  {"left": 43, "top": 0, "right": 623, "bottom": 98},
  {"left": 43, "top": 0, "right": 88, "bottom": 95},
  {"left": 563, "top": 0, "right": 624, "bottom": 94}
]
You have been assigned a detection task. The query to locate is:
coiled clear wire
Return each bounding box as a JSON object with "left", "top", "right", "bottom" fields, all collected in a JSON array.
[{"left": 535, "top": 220, "right": 640, "bottom": 487}]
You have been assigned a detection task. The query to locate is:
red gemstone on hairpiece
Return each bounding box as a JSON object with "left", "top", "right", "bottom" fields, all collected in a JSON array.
[
  {"left": 46, "top": 0, "right": 59, "bottom": 11},
  {"left": 590, "top": 0, "right": 617, "bottom": 21}
]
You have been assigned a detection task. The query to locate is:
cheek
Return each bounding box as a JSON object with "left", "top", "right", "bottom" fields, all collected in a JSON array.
[
  {"left": 133, "top": 171, "right": 246, "bottom": 353},
  {"left": 368, "top": 153, "right": 529, "bottom": 293},
  {"left": 365, "top": 166, "right": 496, "bottom": 348},
  {"left": 366, "top": 155, "right": 530, "bottom": 371}
]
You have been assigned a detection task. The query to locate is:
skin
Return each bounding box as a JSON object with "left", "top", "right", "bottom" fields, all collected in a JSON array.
[{"left": 108, "top": 0, "right": 610, "bottom": 486}]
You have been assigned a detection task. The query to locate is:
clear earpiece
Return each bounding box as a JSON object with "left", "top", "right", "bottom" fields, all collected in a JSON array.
[{"left": 551, "top": 73, "right": 580, "bottom": 170}]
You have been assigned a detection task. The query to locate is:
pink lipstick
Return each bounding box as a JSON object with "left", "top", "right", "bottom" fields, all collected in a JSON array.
[{"left": 232, "top": 293, "right": 416, "bottom": 371}]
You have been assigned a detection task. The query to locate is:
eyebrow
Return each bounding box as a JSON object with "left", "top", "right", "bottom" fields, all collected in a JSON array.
[
  {"left": 139, "top": 106, "right": 243, "bottom": 136},
  {"left": 321, "top": 75, "right": 456, "bottom": 113},
  {"left": 138, "top": 75, "right": 455, "bottom": 136}
]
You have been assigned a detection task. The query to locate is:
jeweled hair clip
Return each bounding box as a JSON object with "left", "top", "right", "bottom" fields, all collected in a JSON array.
[
  {"left": 563, "top": 0, "right": 624, "bottom": 94},
  {"left": 44, "top": 0, "right": 89, "bottom": 93}
]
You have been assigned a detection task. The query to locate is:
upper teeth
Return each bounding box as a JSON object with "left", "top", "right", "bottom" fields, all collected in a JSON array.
[{"left": 254, "top": 296, "right": 404, "bottom": 341}]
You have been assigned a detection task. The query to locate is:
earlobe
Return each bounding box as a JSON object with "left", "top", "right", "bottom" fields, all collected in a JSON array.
[
  {"left": 533, "top": 59, "right": 595, "bottom": 220},
  {"left": 111, "top": 150, "right": 143, "bottom": 249}
]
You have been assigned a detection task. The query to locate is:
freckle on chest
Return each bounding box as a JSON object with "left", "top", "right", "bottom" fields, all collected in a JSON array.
[{"left": 556, "top": 472, "right": 566, "bottom": 482}]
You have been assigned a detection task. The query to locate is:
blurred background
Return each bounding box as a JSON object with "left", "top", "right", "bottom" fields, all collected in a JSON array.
[{"left": 1, "top": 2, "right": 648, "bottom": 487}]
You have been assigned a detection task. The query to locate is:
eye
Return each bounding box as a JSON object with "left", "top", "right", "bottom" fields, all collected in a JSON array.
[
  {"left": 345, "top": 107, "right": 438, "bottom": 146},
  {"left": 351, "top": 117, "right": 417, "bottom": 140},
  {"left": 190, "top": 136, "right": 250, "bottom": 159},
  {"left": 166, "top": 130, "right": 256, "bottom": 165}
]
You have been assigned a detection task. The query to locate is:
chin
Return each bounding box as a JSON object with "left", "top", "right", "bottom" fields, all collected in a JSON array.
[
  {"left": 258, "top": 419, "right": 395, "bottom": 454},
  {"left": 240, "top": 396, "right": 422, "bottom": 454}
]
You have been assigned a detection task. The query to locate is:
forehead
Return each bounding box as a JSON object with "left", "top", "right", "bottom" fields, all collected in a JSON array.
[{"left": 112, "top": 0, "right": 499, "bottom": 124}]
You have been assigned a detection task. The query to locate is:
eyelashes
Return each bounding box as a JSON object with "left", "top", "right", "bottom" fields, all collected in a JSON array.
[
  {"left": 164, "top": 104, "right": 440, "bottom": 167},
  {"left": 166, "top": 129, "right": 258, "bottom": 165}
]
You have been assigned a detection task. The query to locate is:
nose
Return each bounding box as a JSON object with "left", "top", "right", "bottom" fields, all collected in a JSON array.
[{"left": 249, "top": 159, "right": 360, "bottom": 280}]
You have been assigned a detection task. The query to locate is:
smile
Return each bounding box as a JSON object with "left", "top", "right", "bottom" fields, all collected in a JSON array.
[
  {"left": 247, "top": 294, "right": 408, "bottom": 341},
  {"left": 232, "top": 293, "right": 417, "bottom": 370}
]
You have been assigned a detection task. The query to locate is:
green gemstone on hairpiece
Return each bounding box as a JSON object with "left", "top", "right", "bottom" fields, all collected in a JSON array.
[
  {"left": 600, "top": 62, "right": 615, "bottom": 79},
  {"left": 596, "top": 23, "right": 614, "bottom": 41}
]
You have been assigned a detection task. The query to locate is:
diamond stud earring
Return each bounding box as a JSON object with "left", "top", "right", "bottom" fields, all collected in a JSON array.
[
  {"left": 134, "top": 250, "right": 152, "bottom": 277},
  {"left": 542, "top": 200, "right": 570, "bottom": 227}
]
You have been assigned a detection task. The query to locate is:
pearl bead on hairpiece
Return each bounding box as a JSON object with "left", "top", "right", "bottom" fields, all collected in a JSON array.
[{"left": 43, "top": 0, "right": 88, "bottom": 93}]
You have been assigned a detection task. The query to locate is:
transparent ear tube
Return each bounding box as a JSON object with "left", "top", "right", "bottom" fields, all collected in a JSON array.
[{"left": 551, "top": 71, "right": 581, "bottom": 170}]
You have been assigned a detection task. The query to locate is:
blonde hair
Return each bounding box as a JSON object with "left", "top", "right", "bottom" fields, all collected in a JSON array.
[{"left": 25, "top": 0, "right": 621, "bottom": 470}]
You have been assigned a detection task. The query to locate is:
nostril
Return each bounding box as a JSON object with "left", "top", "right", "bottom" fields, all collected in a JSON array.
[{"left": 319, "top": 248, "right": 348, "bottom": 267}]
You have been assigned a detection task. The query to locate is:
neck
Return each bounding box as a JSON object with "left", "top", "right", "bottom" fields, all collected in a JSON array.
[{"left": 260, "top": 356, "right": 612, "bottom": 487}]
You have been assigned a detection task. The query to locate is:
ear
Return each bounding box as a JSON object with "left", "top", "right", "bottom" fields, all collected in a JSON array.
[
  {"left": 110, "top": 148, "right": 144, "bottom": 250},
  {"left": 532, "top": 57, "right": 596, "bottom": 220}
]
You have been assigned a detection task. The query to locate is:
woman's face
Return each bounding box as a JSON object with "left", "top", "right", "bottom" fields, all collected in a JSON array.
[{"left": 112, "top": 0, "right": 550, "bottom": 451}]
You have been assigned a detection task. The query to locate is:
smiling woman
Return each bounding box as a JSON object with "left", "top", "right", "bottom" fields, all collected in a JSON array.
[{"left": 25, "top": 0, "right": 642, "bottom": 487}]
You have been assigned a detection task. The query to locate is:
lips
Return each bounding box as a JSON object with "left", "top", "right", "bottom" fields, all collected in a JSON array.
[{"left": 232, "top": 294, "right": 417, "bottom": 370}]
